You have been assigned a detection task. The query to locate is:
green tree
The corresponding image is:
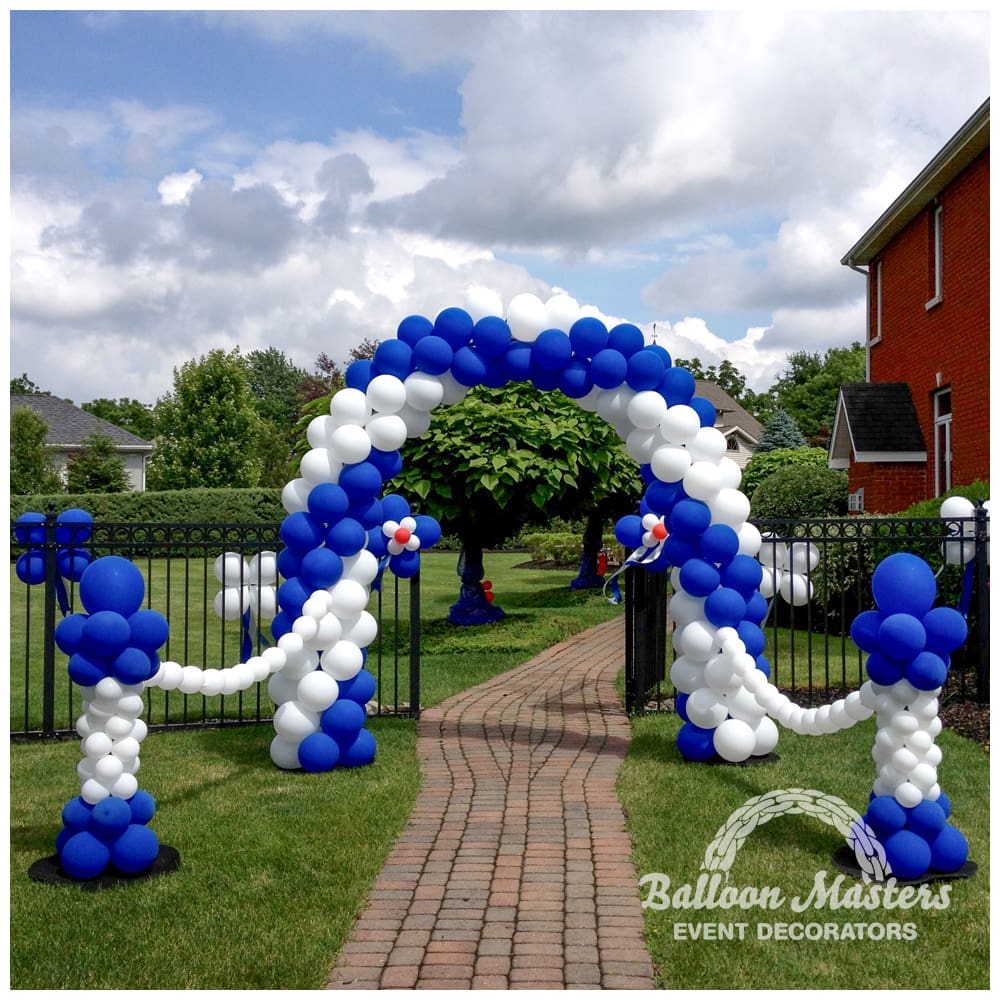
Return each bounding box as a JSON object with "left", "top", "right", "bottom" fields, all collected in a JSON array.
[
  {"left": 755, "top": 409, "right": 807, "bottom": 453},
  {"left": 81, "top": 398, "right": 156, "bottom": 440},
  {"left": 751, "top": 464, "right": 848, "bottom": 518},
  {"left": 390, "top": 382, "right": 643, "bottom": 622},
  {"left": 673, "top": 356, "right": 771, "bottom": 421},
  {"left": 147, "top": 349, "right": 263, "bottom": 490},
  {"left": 767, "top": 343, "right": 865, "bottom": 447},
  {"left": 65, "top": 431, "right": 130, "bottom": 493},
  {"left": 10, "top": 406, "right": 62, "bottom": 494},
  {"left": 740, "top": 446, "right": 828, "bottom": 499},
  {"left": 10, "top": 373, "right": 49, "bottom": 395}
]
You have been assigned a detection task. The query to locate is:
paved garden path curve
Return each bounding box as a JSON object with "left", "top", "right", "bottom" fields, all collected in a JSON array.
[{"left": 326, "top": 615, "right": 656, "bottom": 990}]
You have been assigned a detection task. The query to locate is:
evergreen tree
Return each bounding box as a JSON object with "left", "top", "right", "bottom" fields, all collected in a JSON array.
[
  {"left": 755, "top": 408, "right": 807, "bottom": 453},
  {"left": 65, "top": 432, "right": 130, "bottom": 493}
]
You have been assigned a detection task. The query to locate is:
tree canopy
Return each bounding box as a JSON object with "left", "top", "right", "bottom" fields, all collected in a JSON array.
[
  {"left": 65, "top": 431, "right": 130, "bottom": 493},
  {"left": 10, "top": 405, "right": 61, "bottom": 494},
  {"left": 81, "top": 398, "right": 156, "bottom": 440}
]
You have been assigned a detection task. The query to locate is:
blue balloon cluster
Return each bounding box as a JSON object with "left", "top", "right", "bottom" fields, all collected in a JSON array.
[
  {"left": 54, "top": 557, "right": 168, "bottom": 688},
  {"left": 56, "top": 790, "right": 160, "bottom": 880},
  {"left": 862, "top": 791, "right": 969, "bottom": 879},
  {"left": 298, "top": 671, "right": 378, "bottom": 773},
  {"left": 850, "top": 553, "right": 968, "bottom": 691},
  {"left": 14, "top": 508, "right": 95, "bottom": 586}
]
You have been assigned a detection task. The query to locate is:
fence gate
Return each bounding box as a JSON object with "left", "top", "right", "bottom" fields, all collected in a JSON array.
[{"left": 623, "top": 566, "right": 670, "bottom": 715}]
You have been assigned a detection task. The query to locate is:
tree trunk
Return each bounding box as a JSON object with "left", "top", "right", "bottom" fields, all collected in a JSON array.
[
  {"left": 447, "top": 535, "right": 505, "bottom": 626},
  {"left": 570, "top": 509, "right": 607, "bottom": 590}
]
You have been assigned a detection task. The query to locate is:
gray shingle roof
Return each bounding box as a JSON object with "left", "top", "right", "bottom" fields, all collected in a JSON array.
[
  {"left": 693, "top": 380, "right": 763, "bottom": 441},
  {"left": 837, "top": 382, "right": 926, "bottom": 452},
  {"left": 10, "top": 395, "right": 153, "bottom": 450}
]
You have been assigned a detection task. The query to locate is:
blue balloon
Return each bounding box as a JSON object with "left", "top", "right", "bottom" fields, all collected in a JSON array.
[
  {"left": 348, "top": 494, "right": 382, "bottom": 529},
  {"left": 864, "top": 795, "right": 907, "bottom": 839},
  {"left": 679, "top": 558, "right": 721, "bottom": 598},
  {"left": 589, "top": 348, "right": 627, "bottom": 389},
  {"left": 337, "top": 667, "right": 377, "bottom": 705},
  {"left": 55, "top": 508, "right": 94, "bottom": 545},
  {"left": 930, "top": 824, "right": 969, "bottom": 872},
  {"left": 921, "top": 606, "right": 968, "bottom": 655},
  {"left": 743, "top": 591, "right": 769, "bottom": 624},
  {"left": 308, "top": 483, "right": 350, "bottom": 524},
  {"left": 472, "top": 316, "right": 512, "bottom": 358},
  {"left": 110, "top": 823, "right": 160, "bottom": 874},
  {"left": 339, "top": 461, "right": 383, "bottom": 502},
  {"left": 396, "top": 314, "right": 433, "bottom": 346},
  {"left": 699, "top": 524, "right": 740, "bottom": 566},
  {"left": 413, "top": 514, "right": 442, "bottom": 548},
  {"left": 390, "top": 549, "right": 421, "bottom": 579},
  {"left": 60, "top": 831, "right": 111, "bottom": 880},
  {"left": 936, "top": 790, "right": 952, "bottom": 819},
  {"left": 884, "top": 829, "right": 931, "bottom": 880},
  {"left": 82, "top": 610, "right": 132, "bottom": 658},
  {"left": 614, "top": 515, "right": 644, "bottom": 549},
  {"left": 529, "top": 363, "right": 561, "bottom": 391},
  {"left": 663, "top": 533, "right": 698, "bottom": 566},
  {"left": 367, "top": 448, "right": 403, "bottom": 480},
  {"left": 367, "top": 528, "right": 389, "bottom": 559},
  {"left": 412, "top": 334, "right": 454, "bottom": 375},
  {"left": 607, "top": 323, "right": 644, "bottom": 358},
  {"left": 276, "top": 547, "right": 302, "bottom": 580},
  {"left": 704, "top": 587, "right": 747, "bottom": 628},
  {"left": 755, "top": 654, "right": 771, "bottom": 679},
  {"left": 345, "top": 358, "right": 374, "bottom": 391},
  {"left": 720, "top": 555, "right": 763, "bottom": 597},
  {"left": 676, "top": 722, "right": 717, "bottom": 762},
  {"left": 380, "top": 493, "right": 411, "bottom": 523},
  {"left": 68, "top": 652, "right": 109, "bottom": 687},
  {"left": 675, "top": 691, "right": 690, "bottom": 723},
  {"left": 300, "top": 547, "right": 344, "bottom": 590},
  {"left": 127, "top": 789, "right": 156, "bottom": 825},
  {"left": 298, "top": 731, "right": 341, "bottom": 772},
  {"left": 325, "top": 517, "right": 367, "bottom": 556},
  {"left": 689, "top": 396, "right": 718, "bottom": 427},
  {"left": 568, "top": 316, "right": 608, "bottom": 358},
  {"left": 736, "top": 621, "right": 766, "bottom": 658},
  {"left": 872, "top": 553, "right": 937, "bottom": 616},
  {"left": 321, "top": 698, "right": 367, "bottom": 741},
  {"left": 451, "top": 345, "right": 489, "bottom": 386},
  {"left": 57, "top": 548, "right": 93, "bottom": 581},
  {"left": 15, "top": 550, "right": 45, "bottom": 585},
  {"left": 659, "top": 366, "right": 696, "bottom": 406},
  {"left": 372, "top": 339, "right": 413, "bottom": 379},
  {"left": 112, "top": 647, "right": 153, "bottom": 685},
  {"left": 532, "top": 329, "right": 573, "bottom": 372},
  {"left": 850, "top": 610, "right": 884, "bottom": 654},
  {"left": 647, "top": 344, "right": 672, "bottom": 368},
  {"left": 55, "top": 613, "right": 87, "bottom": 656},
  {"left": 280, "top": 511, "right": 326, "bottom": 554},
  {"left": 90, "top": 796, "right": 132, "bottom": 843},
  {"left": 644, "top": 479, "right": 682, "bottom": 515},
  {"left": 502, "top": 343, "right": 534, "bottom": 382},
  {"left": 905, "top": 651, "right": 949, "bottom": 691},
  {"left": 277, "top": 577, "right": 310, "bottom": 618},
  {"left": 669, "top": 499, "right": 712, "bottom": 537},
  {"left": 558, "top": 359, "right": 593, "bottom": 399},
  {"left": 61, "top": 796, "right": 94, "bottom": 833},
  {"left": 14, "top": 512, "right": 46, "bottom": 546},
  {"left": 865, "top": 650, "right": 906, "bottom": 686},
  {"left": 625, "top": 349, "right": 666, "bottom": 391},
  {"left": 340, "top": 727, "right": 377, "bottom": 767},
  {"left": 906, "top": 799, "right": 946, "bottom": 841},
  {"left": 270, "top": 611, "right": 292, "bottom": 640},
  {"left": 878, "top": 613, "right": 926, "bottom": 662},
  {"left": 433, "top": 307, "right": 474, "bottom": 350}
]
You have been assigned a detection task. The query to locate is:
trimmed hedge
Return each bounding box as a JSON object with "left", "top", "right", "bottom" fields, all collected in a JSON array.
[
  {"left": 751, "top": 465, "right": 848, "bottom": 518},
  {"left": 10, "top": 488, "right": 285, "bottom": 525}
]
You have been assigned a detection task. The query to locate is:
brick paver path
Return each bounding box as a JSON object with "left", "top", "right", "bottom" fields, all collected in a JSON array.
[{"left": 326, "top": 616, "right": 656, "bottom": 990}]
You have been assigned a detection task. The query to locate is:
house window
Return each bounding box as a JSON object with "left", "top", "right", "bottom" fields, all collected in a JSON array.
[
  {"left": 848, "top": 488, "right": 865, "bottom": 514},
  {"left": 926, "top": 203, "right": 943, "bottom": 309},
  {"left": 933, "top": 387, "right": 952, "bottom": 495}
]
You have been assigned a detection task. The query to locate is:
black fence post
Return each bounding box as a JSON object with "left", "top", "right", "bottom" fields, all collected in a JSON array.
[
  {"left": 409, "top": 570, "right": 421, "bottom": 720},
  {"left": 974, "top": 500, "right": 990, "bottom": 703},
  {"left": 41, "top": 506, "right": 59, "bottom": 738}
]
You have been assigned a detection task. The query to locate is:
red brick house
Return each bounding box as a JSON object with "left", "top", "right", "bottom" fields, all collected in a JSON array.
[{"left": 829, "top": 98, "right": 989, "bottom": 513}]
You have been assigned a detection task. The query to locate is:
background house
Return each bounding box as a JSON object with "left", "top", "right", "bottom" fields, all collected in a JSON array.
[
  {"left": 11, "top": 394, "right": 154, "bottom": 491},
  {"left": 829, "top": 99, "right": 989, "bottom": 513},
  {"left": 694, "top": 379, "right": 763, "bottom": 469}
]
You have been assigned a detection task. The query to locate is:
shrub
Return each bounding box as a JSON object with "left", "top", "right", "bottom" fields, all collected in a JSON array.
[
  {"left": 751, "top": 465, "right": 848, "bottom": 518},
  {"left": 894, "top": 480, "right": 990, "bottom": 518},
  {"left": 740, "top": 447, "right": 828, "bottom": 499}
]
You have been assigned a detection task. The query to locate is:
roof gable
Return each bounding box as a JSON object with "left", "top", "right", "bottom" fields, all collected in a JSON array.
[
  {"left": 829, "top": 382, "right": 927, "bottom": 466},
  {"left": 10, "top": 395, "right": 153, "bottom": 450},
  {"left": 693, "top": 379, "right": 763, "bottom": 441}
]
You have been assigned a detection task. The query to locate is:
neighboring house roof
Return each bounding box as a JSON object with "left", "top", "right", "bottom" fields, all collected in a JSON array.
[
  {"left": 10, "top": 395, "right": 153, "bottom": 451},
  {"left": 694, "top": 379, "right": 763, "bottom": 444},
  {"left": 841, "top": 98, "right": 989, "bottom": 267},
  {"left": 828, "top": 383, "right": 927, "bottom": 467}
]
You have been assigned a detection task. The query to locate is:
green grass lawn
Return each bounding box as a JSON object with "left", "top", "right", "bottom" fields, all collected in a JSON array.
[{"left": 617, "top": 711, "right": 990, "bottom": 989}]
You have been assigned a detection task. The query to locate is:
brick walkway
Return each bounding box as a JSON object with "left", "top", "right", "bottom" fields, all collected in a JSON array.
[{"left": 326, "top": 616, "right": 656, "bottom": 990}]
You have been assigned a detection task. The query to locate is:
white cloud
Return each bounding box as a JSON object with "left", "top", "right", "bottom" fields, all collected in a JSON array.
[{"left": 158, "top": 169, "right": 202, "bottom": 206}]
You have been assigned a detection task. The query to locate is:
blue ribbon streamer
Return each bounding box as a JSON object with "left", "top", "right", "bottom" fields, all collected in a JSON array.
[
  {"left": 240, "top": 608, "right": 253, "bottom": 662},
  {"left": 603, "top": 543, "right": 666, "bottom": 604},
  {"left": 958, "top": 559, "right": 976, "bottom": 618}
]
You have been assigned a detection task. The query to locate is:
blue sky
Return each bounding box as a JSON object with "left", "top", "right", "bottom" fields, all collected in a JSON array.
[{"left": 8, "top": 9, "right": 991, "bottom": 403}]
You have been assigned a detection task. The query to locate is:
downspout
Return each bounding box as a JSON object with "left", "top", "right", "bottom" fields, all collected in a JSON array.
[{"left": 845, "top": 258, "right": 871, "bottom": 382}]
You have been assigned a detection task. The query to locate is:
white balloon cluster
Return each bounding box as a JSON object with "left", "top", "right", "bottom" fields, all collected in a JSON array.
[
  {"left": 940, "top": 495, "right": 991, "bottom": 565},
  {"left": 148, "top": 644, "right": 286, "bottom": 699},
  {"left": 757, "top": 535, "right": 819, "bottom": 607},
  {"left": 212, "top": 551, "right": 279, "bottom": 622},
  {"left": 74, "top": 681, "right": 149, "bottom": 804}
]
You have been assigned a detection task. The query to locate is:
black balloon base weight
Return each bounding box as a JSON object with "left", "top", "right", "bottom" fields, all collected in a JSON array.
[
  {"left": 28, "top": 845, "right": 180, "bottom": 892},
  {"left": 686, "top": 752, "right": 780, "bottom": 767},
  {"left": 830, "top": 843, "right": 977, "bottom": 885}
]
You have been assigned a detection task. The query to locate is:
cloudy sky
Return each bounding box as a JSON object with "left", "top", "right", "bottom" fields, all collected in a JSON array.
[{"left": 9, "top": 9, "right": 990, "bottom": 405}]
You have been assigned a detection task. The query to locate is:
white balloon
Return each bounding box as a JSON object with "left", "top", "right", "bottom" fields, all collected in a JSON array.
[
  {"left": 201, "top": 668, "right": 224, "bottom": 697},
  {"left": 248, "top": 586, "right": 278, "bottom": 621},
  {"left": 940, "top": 495, "right": 975, "bottom": 520},
  {"left": 909, "top": 762, "right": 938, "bottom": 791},
  {"left": 214, "top": 552, "right": 248, "bottom": 586},
  {"left": 688, "top": 427, "right": 728, "bottom": 465},
  {"left": 220, "top": 668, "right": 242, "bottom": 696},
  {"left": 465, "top": 284, "right": 504, "bottom": 322},
  {"left": 404, "top": 372, "right": 445, "bottom": 411},
  {"left": 779, "top": 572, "right": 813, "bottom": 606},
  {"left": 341, "top": 610, "right": 378, "bottom": 647},
  {"left": 438, "top": 371, "right": 470, "bottom": 405},
  {"left": 717, "top": 457, "right": 744, "bottom": 490},
  {"left": 80, "top": 778, "right": 111, "bottom": 804},
  {"left": 683, "top": 461, "right": 724, "bottom": 502},
  {"left": 270, "top": 735, "right": 303, "bottom": 770},
  {"left": 281, "top": 650, "right": 321, "bottom": 681},
  {"left": 627, "top": 391, "right": 668, "bottom": 430},
  {"left": 179, "top": 665, "right": 205, "bottom": 695},
  {"left": 713, "top": 718, "right": 756, "bottom": 763},
  {"left": 669, "top": 656, "right": 705, "bottom": 694},
  {"left": 300, "top": 447, "right": 341, "bottom": 485},
  {"left": 329, "top": 579, "right": 370, "bottom": 618},
  {"left": 329, "top": 424, "right": 372, "bottom": 465},
  {"left": 341, "top": 550, "right": 380, "bottom": 586},
  {"left": 366, "top": 413, "right": 409, "bottom": 452},
  {"left": 507, "top": 292, "right": 548, "bottom": 342},
  {"left": 281, "top": 477, "right": 311, "bottom": 514},
  {"left": 905, "top": 729, "right": 933, "bottom": 753},
  {"left": 105, "top": 715, "right": 134, "bottom": 740},
  {"left": 397, "top": 403, "right": 433, "bottom": 437},
  {"left": 893, "top": 781, "right": 924, "bottom": 809},
  {"left": 667, "top": 590, "right": 705, "bottom": 626},
  {"left": 214, "top": 587, "right": 248, "bottom": 621},
  {"left": 650, "top": 444, "right": 691, "bottom": 484},
  {"left": 329, "top": 387, "right": 370, "bottom": 426},
  {"left": 788, "top": 542, "right": 820, "bottom": 574},
  {"left": 724, "top": 684, "right": 766, "bottom": 721},
  {"left": 273, "top": 701, "right": 319, "bottom": 743},
  {"left": 367, "top": 374, "right": 407, "bottom": 414},
  {"left": 321, "top": 640, "right": 364, "bottom": 681},
  {"left": 752, "top": 715, "right": 780, "bottom": 755},
  {"left": 679, "top": 620, "right": 717, "bottom": 661},
  {"left": 267, "top": 671, "right": 299, "bottom": 706},
  {"left": 545, "top": 293, "right": 581, "bottom": 331},
  {"left": 248, "top": 551, "right": 278, "bottom": 585},
  {"left": 297, "top": 670, "right": 340, "bottom": 713},
  {"left": 306, "top": 414, "right": 335, "bottom": 449},
  {"left": 94, "top": 754, "right": 124, "bottom": 783},
  {"left": 660, "top": 405, "right": 701, "bottom": 446},
  {"left": 83, "top": 731, "right": 113, "bottom": 758},
  {"left": 625, "top": 427, "right": 660, "bottom": 463},
  {"left": 710, "top": 488, "right": 752, "bottom": 529},
  {"left": 292, "top": 615, "right": 319, "bottom": 644},
  {"left": 260, "top": 646, "right": 287, "bottom": 675},
  {"left": 704, "top": 654, "right": 742, "bottom": 695},
  {"left": 95, "top": 676, "right": 123, "bottom": 703},
  {"left": 312, "top": 613, "right": 344, "bottom": 650},
  {"left": 686, "top": 687, "right": 729, "bottom": 729},
  {"left": 758, "top": 535, "right": 788, "bottom": 570}
]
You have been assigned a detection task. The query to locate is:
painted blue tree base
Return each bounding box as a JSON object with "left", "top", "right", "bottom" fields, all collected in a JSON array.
[
  {"left": 570, "top": 570, "right": 605, "bottom": 590},
  {"left": 448, "top": 590, "right": 506, "bottom": 625}
]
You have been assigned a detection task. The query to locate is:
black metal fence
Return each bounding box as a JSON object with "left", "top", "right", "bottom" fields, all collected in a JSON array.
[
  {"left": 10, "top": 512, "right": 419, "bottom": 740},
  {"left": 624, "top": 509, "right": 990, "bottom": 714}
]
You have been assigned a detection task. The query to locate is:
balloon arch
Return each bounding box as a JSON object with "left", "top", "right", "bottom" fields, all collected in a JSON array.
[{"left": 19, "top": 289, "right": 974, "bottom": 886}]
